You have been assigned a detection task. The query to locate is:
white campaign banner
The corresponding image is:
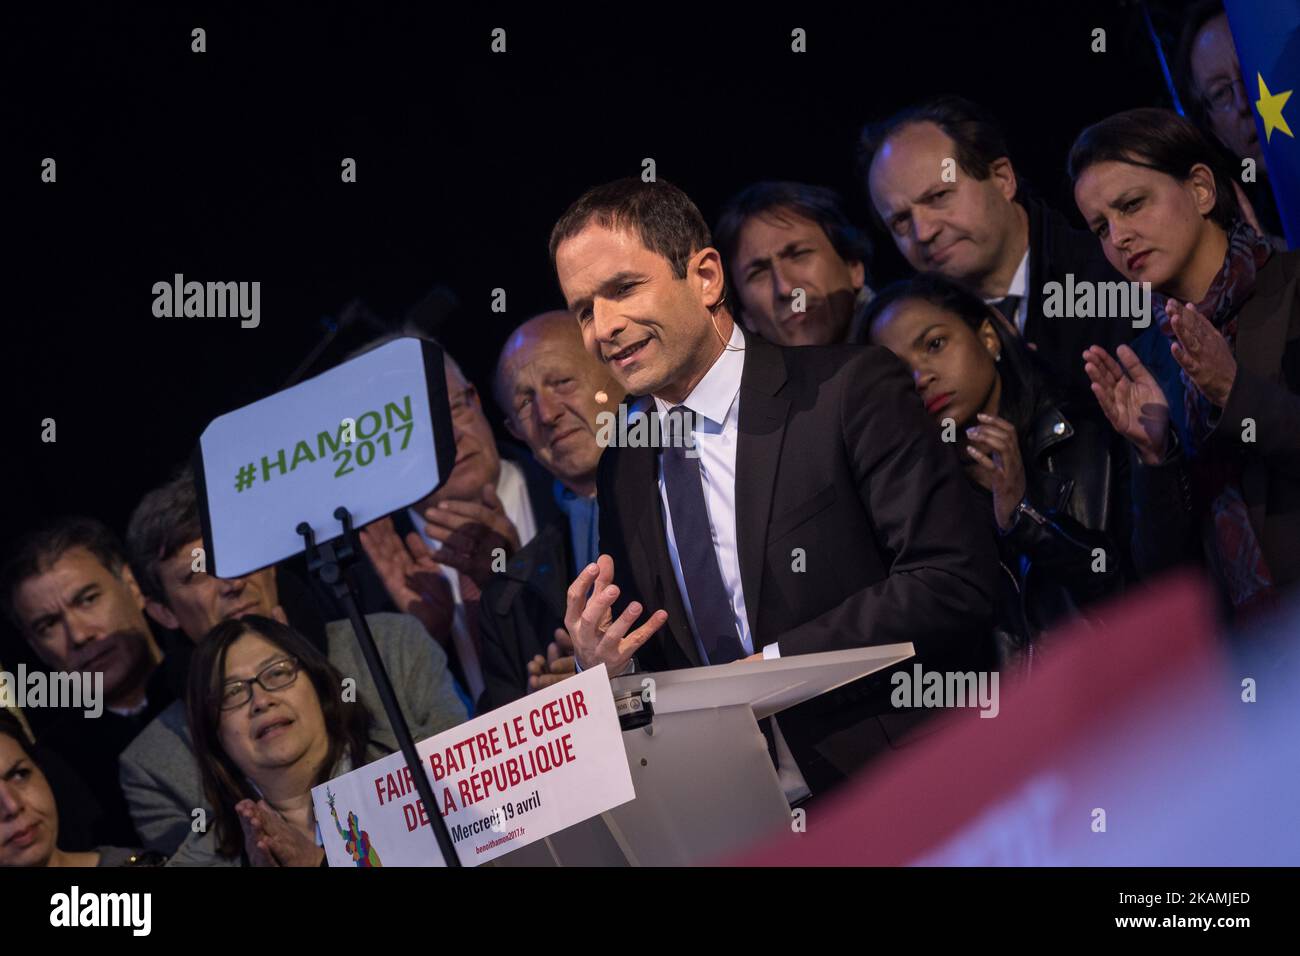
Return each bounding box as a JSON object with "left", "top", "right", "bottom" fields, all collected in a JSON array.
[
  {"left": 311, "top": 665, "right": 635, "bottom": 866},
  {"left": 196, "top": 336, "right": 450, "bottom": 579}
]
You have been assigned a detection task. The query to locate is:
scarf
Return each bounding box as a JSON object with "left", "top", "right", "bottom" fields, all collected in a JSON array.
[{"left": 1153, "top": 219, "right": 1275, "bottom": 614}]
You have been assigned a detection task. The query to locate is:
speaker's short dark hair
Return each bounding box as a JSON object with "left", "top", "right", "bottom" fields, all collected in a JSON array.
[
  {"left": 1, "top": 517, "right": 129, "bottom": 629},
  {"left": 856, "top": 95, "right": 1015, "bottom": 230},
  {"left": 549, "top": 178, "right": 712, "bottom": 280},
  {"left": 125, "top": 465, "right": 203, "bottom": 605}
]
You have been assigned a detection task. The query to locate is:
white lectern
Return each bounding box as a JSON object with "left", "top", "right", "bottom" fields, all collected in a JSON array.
[{"left": 493, "top": 643, "right": 913, "bottom": 866}]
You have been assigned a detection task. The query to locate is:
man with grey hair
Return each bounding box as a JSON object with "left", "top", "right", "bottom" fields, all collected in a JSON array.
[{"left": 476, "top": 311, "right": 627, "bottom": 710}]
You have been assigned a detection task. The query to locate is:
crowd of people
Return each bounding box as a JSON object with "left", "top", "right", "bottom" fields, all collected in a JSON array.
[{"left": 2, "top": 2, "right": 1296, "bottom": 866}]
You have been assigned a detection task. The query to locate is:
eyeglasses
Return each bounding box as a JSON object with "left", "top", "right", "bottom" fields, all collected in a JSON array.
[
  {"left": 1204, "top": 74, "right": 1248, "bottom": 113},
  {"left": 220, "top": 657, "right": 301, "bottom": 711}
]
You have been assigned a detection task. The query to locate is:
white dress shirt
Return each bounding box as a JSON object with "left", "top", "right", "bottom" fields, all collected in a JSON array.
[
  {"left": 652, "top": 321, "right": 810, "bottom": 804},
  {"left": 408, "top": 457, "right": 537, "bottom": 703}
]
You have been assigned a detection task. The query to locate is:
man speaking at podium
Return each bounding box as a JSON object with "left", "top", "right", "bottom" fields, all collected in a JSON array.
[{"left": 550, "top": 178, "right": 999, "bottom": 800}]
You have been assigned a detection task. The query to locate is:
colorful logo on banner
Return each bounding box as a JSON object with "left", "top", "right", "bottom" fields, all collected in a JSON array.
[{"left": 326, "top": 787, "right": 383, "bottom": 867}]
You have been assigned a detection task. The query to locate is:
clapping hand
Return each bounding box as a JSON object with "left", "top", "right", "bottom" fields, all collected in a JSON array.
[
  {"left": 1083, "top": 344, "right": 1171, "bottom": 465},
  {"left": 421, "top": 483, "right": 521, "bottom": 591},
  {"left": 1166, "top": 299, "right": 1237, "bottom": 408},
  {"left": 527, "top": 628, "right": 578, "bottom": 692},
  {"left": 964, "top": 413, "right": 1028, "bottom": 530},
  {"left": 359, "top": 516, "right": 456, "bottom": 643},
  {"left": 236, "top": 799, "right": 324, "bottom": 868}
]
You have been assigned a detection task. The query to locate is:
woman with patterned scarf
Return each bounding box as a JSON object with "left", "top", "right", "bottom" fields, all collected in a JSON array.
[{"left": 1069, "top": 107, "right": 1300, "bottom": 623}]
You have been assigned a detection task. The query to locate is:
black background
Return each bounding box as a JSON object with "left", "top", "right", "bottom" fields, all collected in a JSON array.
[
  {"left": 4, "top": 863, "right": 1281, "bottom": 939},
  {"left": 5, "top": 1, "right": 1189, "bottom": 649}
]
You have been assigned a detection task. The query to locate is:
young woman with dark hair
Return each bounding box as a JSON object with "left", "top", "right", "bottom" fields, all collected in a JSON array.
[
  {"left": 0, "top": 711, "right": 162, "bottom": 867},
  {"left": 865, "top": 272, "right": 1130, "bottom": 664},
  {"left": 1071, "top": 107, "right": 1300, "bottom": 621}
]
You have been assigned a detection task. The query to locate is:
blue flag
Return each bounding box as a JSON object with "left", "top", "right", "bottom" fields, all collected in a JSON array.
[{"left": 1226, "top": 0, "right": 1300, "bottom": 247}]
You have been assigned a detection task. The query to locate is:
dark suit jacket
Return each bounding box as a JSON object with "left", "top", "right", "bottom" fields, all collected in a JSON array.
[
  {"left": 1023, "top": 193, "right": 1134, "bottom": 406},
  {"left": 36, "top": 653, "right": 182, "bottom": 848},
  {"left": 1138, "top": 250, "right": 1300, "bottom": 607},
  {"left": 478, "top": 521, "right": 574, "bottom": 713},
  {"left": 1214, "top": 251, "right": 1300, "bottom": 593},
  {"left": 597, "top": 328, "right": 999, "bottom": 794}
]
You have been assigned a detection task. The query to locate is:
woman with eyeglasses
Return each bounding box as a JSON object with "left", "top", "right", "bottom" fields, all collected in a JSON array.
[
  {"left": 1071, "top": 107, "right": 1300, "bottom": 621},
  {"left": 169, "top": 615, "right": 389, "bottom": 866},
  {"left": 0, "top": 711, "right": 163, "bottom": 867},
  {"left": 864, "top": 272, "right": 1131, "bottom": 666}
]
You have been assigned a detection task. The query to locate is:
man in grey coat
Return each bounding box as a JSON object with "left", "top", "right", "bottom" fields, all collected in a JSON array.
[{"left": 119, "top": 468, "right": 467, "bottom": 860}]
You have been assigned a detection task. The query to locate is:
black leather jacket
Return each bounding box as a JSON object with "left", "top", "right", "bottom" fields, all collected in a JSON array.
[{"left": 987, "top": 403, "right": 1132, "bottom": 666}]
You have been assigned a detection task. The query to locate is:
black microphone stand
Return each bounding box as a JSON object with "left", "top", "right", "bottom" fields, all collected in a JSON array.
[{"left": 298, "top": 507, "right": 461, "bottom": 866}]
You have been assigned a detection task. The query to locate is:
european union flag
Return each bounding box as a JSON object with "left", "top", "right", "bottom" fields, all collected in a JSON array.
[{"left": 1226, "top": 0, "right": 1300, "bottom": 247}]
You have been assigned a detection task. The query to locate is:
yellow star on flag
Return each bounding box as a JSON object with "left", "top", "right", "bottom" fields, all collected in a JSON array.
[{"left": 1256, "top": 73, "right": 1294, "bottom": 142}]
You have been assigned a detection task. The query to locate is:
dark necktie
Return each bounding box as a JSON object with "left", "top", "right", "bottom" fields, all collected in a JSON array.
[
  {"left": 994, "top": 294, "right": 1022, "bottom": 327},
  {"left": 659, "top": 405, "right": 745, "bottom": 665}
]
